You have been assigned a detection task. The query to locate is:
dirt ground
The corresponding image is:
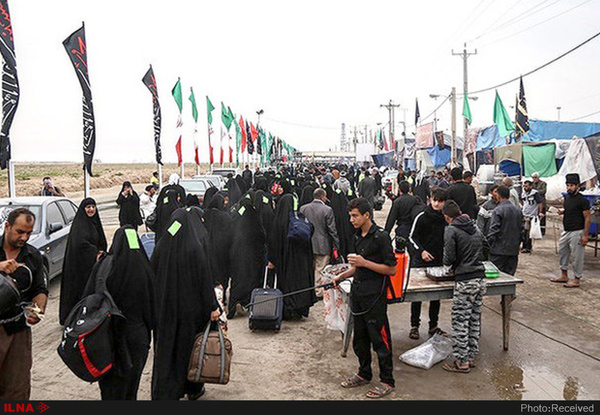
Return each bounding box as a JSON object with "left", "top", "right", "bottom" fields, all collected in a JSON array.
[{"left": 26, "top": 193, "right": 600, "bottom": 401}]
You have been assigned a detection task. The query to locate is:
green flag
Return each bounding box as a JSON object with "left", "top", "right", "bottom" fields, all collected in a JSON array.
[
  {"left": 206, "top": 96, "right": 215, "bottom": 124},
  {"left": 493, "top": 90, "right": 515, "bottom": 137},
  {"left": 463, "top": 96, "right": 472, "bottom": 125},
  {"left": 228, "top": 106, "right": 235, "bottom": 124},
  {"left": 172, "top": 78, "right": 182, "bottom": 113},
  {"left": 189, "top": 87, "right": 198, "bottom": 122},
  {"left": 221, "top": 102, "right": 233, "bottom": 130}
]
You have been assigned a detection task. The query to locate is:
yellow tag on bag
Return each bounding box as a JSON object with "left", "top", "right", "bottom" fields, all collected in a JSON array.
[{"left": 239, "top": 206, "right": 246, "bottom": 216}]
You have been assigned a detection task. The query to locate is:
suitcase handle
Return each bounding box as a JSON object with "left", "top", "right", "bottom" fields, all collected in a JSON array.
[
  {"left": 196, "top": 322, "right": 227, "bottom": 384},
  {"left": 263, "top": 267, "right": 278, "bottom": 290}
]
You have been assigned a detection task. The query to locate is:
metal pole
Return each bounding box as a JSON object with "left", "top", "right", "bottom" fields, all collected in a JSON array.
[
  {"left": 7, "top": 160, "right": 15, "bottom": 197},
  {"left": 451, "top": 87, "right": 457, "bottom": 167},
  {"left": 157, "top": 163, "right": 163, "bottom": 188},
  {"left": 84, "top": 169, "right": 90, "bottom": 198}
]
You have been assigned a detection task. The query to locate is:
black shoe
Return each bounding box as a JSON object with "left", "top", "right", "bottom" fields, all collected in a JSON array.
[{"left": 187, "top": 385, "right": 206, "bottom": 400}]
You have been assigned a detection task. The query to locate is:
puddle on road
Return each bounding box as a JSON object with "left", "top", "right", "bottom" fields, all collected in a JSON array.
[{"left": 488, "top": 363, "right": 581, "bottom": 400}]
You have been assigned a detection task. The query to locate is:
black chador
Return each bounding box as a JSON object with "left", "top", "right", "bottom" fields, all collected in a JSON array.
[
  {"left": 268, "top": 194, "right": 316, "bottom": 320},
  {"left": 59, "top": 197, "right": 107, "bottom": 325},
  {"left": 83, "top": 225, "right": 156, "bottom": 400},
  {"left": 227, "top": 197, "right": 267, "bottom": 318},
  {"left": 150, "top": 208, "right": 219, "bottom": 400}
]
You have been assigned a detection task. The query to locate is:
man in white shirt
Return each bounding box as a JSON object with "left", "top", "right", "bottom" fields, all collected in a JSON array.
[{"left": 139, "top": 185, "right": 157, "bottom": 220}]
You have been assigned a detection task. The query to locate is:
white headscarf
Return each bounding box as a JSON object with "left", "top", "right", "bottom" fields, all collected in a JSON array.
[{"left": 168, "top": 173, "right": 180, "bottom": 185}]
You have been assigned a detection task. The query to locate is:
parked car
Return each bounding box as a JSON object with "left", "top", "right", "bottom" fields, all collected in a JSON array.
[
  {"left": 180, "top": 178, "right": 216, "bottom": 204},
  {"left": 192, "top": 174, "right": 225, "bottom": 190},
  {"left": 210, "top": 167, "right": 241, "bottom": 179},
  {"left": 0, "top": 196, "right": 78, "bottom": 280}
]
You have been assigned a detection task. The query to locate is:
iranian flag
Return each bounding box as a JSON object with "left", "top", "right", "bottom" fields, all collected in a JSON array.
[
  {"left": 189, "top": 87, "right": 199, "bottom": 165},
  {"left": 206, "top": 96, "right": 215, "bottom": 165},
  {"left": 172, "top": 78, "right": 183, "bottom": 166}
]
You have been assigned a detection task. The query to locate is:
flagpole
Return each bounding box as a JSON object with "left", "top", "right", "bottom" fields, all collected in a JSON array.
[
  {"left": 158, "top": 163, "right": 162, "bottom": 189},
  {"left": 84, "top": 169, "right": 90, "bottom": 198},
  {"left": 7, "top": 161, "right": 15, "bottom": 197}
]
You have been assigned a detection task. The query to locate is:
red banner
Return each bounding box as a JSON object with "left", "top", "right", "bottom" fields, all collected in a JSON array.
[{"left": 415, "top": 122, "right": 434, "bottom": 148}]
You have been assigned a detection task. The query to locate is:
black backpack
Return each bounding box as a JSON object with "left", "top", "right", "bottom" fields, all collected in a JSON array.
[{"left": 57, "top": 256, "right": 124, "bottom": 382}]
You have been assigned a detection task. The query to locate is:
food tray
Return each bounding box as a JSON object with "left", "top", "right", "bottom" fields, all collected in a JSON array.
[{"left": 425, "top": 266, "right": 455, "bottom": 282}]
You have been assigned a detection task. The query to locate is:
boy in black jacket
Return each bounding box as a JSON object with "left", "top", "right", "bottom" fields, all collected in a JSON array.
[
  {"left": 441, "top": 200, "right": 489, "bottom": 373},
  {"left": 407, "top": 188, "right": 447, "bottom": 340}
]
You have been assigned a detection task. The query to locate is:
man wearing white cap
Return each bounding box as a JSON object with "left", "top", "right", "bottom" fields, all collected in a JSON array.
[{"left": 551, "top": 173, "right": 591, "bottom": 288}]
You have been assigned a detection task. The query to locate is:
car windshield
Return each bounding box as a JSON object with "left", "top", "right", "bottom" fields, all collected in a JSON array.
[
  {"left": 198, "top": 176, "right": 221, "bottom": 188},
  {"left": 0, "top": 205, "right": 43, "bottom": 234},
  {"left": 180, "top": 180, "right": 208, "bottom": 193},
  {"left": 210, "top": 170, "right": 236, "bottom": 178}
]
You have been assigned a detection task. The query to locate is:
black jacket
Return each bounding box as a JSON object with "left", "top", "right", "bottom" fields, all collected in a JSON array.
[
  {"left": 384, "top": 194, "right": 422, "bottom": 236},
  {"left": 487, "top": 200, "right": 524, "bottom": 256},
  {"left": 443, "top": 214, "right": 489, "bottom": 281},
  {"left": 446, "top": 181, "right": 478, "bottom": 220},
  {"left": 408, "top": 205, "right": 447, "bottom": 268}
]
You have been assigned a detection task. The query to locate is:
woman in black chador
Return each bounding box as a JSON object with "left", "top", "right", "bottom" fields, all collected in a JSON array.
[
  {"left": 153, "top": 188, "right": 183, "bottom": 244},
  {"left": 150, "top": 208, "right": 220, "bottom": 401},
  {"left": 59, "top": 197, "right": 107, "bottom": 325},
  {"left": 202, "top": 186, "right": 219, "bottom": 209},
  {"left": 227, "top": 197, "right": 267, "bottom": 318},
  {"left": 83, "top": 225, "right": 156, "bottom": 400},
  {"left": 202, "top": 193, "right": 233, "bottom": 290},
  {"left": 116, "top": 181, "right": 143, "bottom": 231},
  {"left": 226, "top": 177, "right": 243, "bottom": 208},
  {"left": 268, "top": 194, "right": 316, "bottom": 320}
]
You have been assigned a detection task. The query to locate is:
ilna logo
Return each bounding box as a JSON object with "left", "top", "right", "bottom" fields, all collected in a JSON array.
[{"left": 3, "top": 403, "right": 49, "bottom": 413}]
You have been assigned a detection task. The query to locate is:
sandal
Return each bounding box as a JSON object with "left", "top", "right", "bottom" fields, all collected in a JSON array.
[
  {"left": 341, "top": 374, "right": 370, "bottom": 388},
  {"left": 366, "top": 383, "right": 394, "bottom": 399},
  {"left": 429, "top": 326, "right": 447, "bottom": 337},
  {"left": 409, "top": 327, "right": 420, "bottom": 340},
  {"left": 443, "top": 361, "right": 471, "bottom": 373}
]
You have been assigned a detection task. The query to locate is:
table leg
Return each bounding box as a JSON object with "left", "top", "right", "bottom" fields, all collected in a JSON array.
[
  {"left": 501, "top": 294, "right": 515, "bottom": 351},
  {"left": 341, "top": 300, "right": 353, "bottom": 357}
]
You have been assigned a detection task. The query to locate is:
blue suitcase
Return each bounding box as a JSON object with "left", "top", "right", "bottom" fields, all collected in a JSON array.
[{"left": 248, "top": 268, "right": 283, "bottom": 332}]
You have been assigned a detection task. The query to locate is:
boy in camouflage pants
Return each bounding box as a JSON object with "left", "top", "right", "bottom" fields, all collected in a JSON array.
[{"left": 441, "top": 200, "right": 489, "bottom": 373}]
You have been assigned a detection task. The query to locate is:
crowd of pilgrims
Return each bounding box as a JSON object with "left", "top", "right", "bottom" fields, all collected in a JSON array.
[{"left": 57, "top": 163, "right": 375, "bottom": 400}]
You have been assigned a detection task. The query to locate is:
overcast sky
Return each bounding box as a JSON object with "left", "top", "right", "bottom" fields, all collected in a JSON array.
[{"left": 7, "top": 0, "right": 600, "bottom": 164}]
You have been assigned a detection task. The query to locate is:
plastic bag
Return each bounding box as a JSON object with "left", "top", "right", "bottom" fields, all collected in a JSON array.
[
  {"left": 399, "top": 333, "right": 453, "bottom": 369},
  {"left": 530, "top": 216, "right": 542, "bottom": 240},
  {"left": 321, "top": 264, "right": 351, "bottom": 334}
]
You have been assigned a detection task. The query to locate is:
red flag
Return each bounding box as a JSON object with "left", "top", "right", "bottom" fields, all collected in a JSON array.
[
  {"left": 389, "top": 133, "right": 395, "bottom": 151},
  {"left": 383, "top": 131, "right": 389, "bottom": 151},
  {"left": 250, "top": 122, "right": 258, "bottom": 142},
  {"left": 220, "top": 128, "right": 224, "bottom": 165},
  {"left": 175, "top": 136, "right": 182, "bottom": 166},
  {"left": 239, "top": 116, "right": 247, "bottom": 152},
  {"left": 194, "top": 143, "right": 199, "bottom": 165}
]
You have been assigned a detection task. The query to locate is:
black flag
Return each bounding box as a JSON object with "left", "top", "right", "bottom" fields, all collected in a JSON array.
[
  {"left": 415, "top": 98, "right": 420, "bottom": 126},
  {"left": 515, "top": 76, "right": 529, "bottom": 139},
  {"left": 142, "top": 65, "right": 162, "bottom": 165},
  {"left": 0, "top": 0, "right": 19, "bottom": 170},
  {"left": 63, "top": 23, "right": 95, "bottom": 176},
  {"left": 246, "top": 121, "right": 254, "bottom": 154}
]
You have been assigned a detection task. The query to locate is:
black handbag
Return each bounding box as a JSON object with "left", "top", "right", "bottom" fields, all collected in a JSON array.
[
  {"left": 0, "top": 273, "right": 20, "bottom": 315},
  {"left": 145, "top": 210, "right": 158, "bottom": 231},
  {"left": 287, "top": 212, "right": 312, "bottom": 241}
]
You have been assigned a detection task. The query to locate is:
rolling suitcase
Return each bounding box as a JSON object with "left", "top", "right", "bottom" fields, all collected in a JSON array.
[{"left": 248, "top": 268, "right": 283, "bottom": 332}]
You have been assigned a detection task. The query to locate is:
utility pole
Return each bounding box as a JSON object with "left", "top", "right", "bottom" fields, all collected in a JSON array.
[
  {"left": 451, "top": 87, "right": 457, "bottom": 167},
  {"left": 452, "top": 43, "right": 477, "bottom": 164},
  {"left": 380, "top": 99, "right": 401, "bottom": 167}
]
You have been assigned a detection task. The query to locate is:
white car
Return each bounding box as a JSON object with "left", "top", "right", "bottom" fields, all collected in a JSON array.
[{"left": 0, "top": 196, "right": 78, "bottom": 280}]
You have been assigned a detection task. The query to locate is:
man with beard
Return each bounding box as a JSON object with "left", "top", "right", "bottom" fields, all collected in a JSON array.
[
  {"left": 82, "top": 226, "right": 156, "bottom": 400},
  {"left": 59, "top": 198, "right": 107, "bottom": 325},
  {"left": 228, "top": 197, "right": 267, "bottom": 318},
  {"left": 242, "top": 165, "right": 253, "bottom": 189},
  {"left": 0, "top": 209, "right": 48, "bottom": 400},
  {"left": 268, "top": 194, "right": 316, "bottom": 320},
  {"left": 300, "top": 188, "right": 339, "bottom": 299},
  {"left": 151, "top": 208, "right": 220, "bottom": 400}
]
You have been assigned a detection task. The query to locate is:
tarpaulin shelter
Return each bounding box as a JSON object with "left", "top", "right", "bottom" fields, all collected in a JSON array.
[{"left": 371, "top": 150, "right": 395, "bottom": 167}]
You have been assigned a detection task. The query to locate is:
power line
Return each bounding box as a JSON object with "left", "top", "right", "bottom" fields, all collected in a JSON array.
[
  {"left": 263, "top": 117, "right": 339, "bottom": 131},
  {"left": 470, "top": 0, "right": 524, "bottom": 42},
  {"left": 569, "top": 109, "right": 600, "bottom": 122},
  {"left": 463, "top": 27, "right": 600, "bottom": 96},
  {"left": 482, "top": 0, "right": 594, "bottom": 47},
  {"left": 483, "top": 0, "right": 558, "bottom": 36}
]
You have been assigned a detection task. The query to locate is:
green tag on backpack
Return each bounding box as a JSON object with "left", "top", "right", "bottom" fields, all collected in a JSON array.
[
  {"left": 291, "top": 180, "right": 295, "bottom": 186},
  {"left": 293, "top": 197, "right": 298, "bottom": 211},
  {"left": 239, "top": 206, "right": 246, "bottom": 216},
  {"left": 336, "top": 189, "right": 342, "bottom": 194},
  {"left": 168, "top": 220, "right": 182, "bottom": 236},
  {"left": 245, "top": 193, "right": 251, "bottom": 199},
  {"left": 348, "top": 190, "right": 353, "bottom": 196},
  {"left": 262, "top": 196, "right": 269, "bottom": 204},
  {"left": 124, "top": 228, "right": 140, "bottom": 249},
  {"left": 164, "top": 197, "right": 169, "bottom": 204}
]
